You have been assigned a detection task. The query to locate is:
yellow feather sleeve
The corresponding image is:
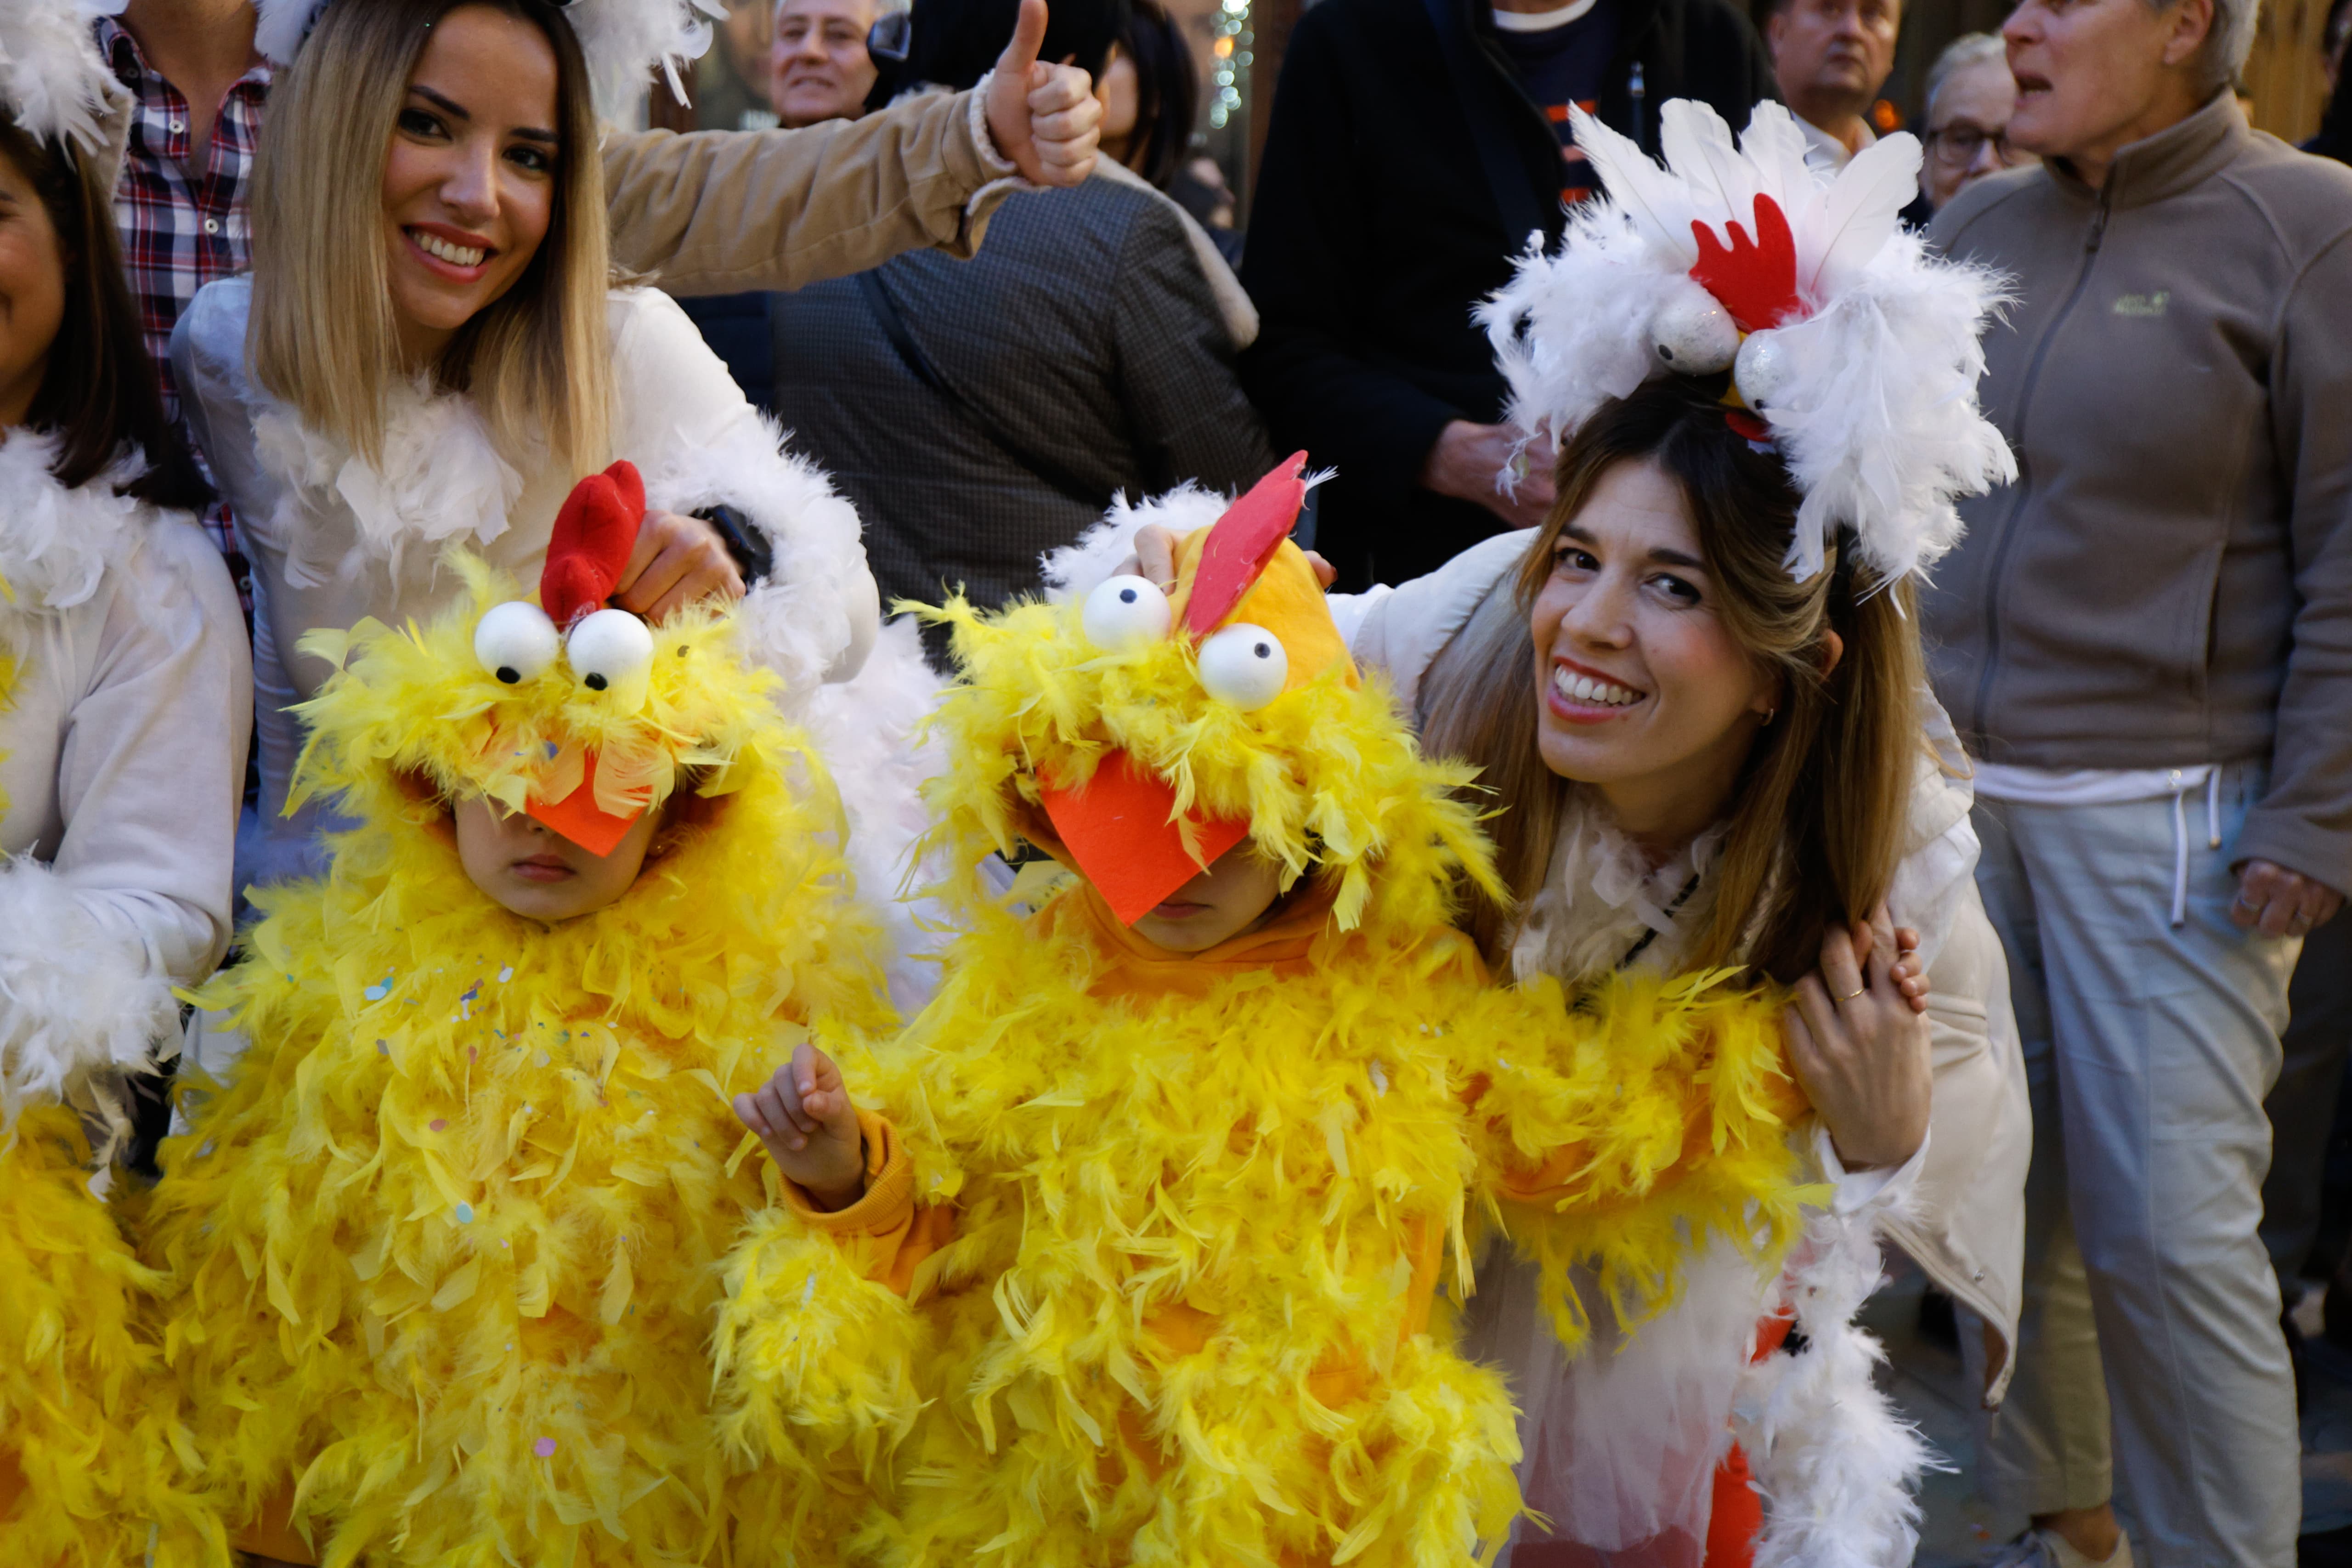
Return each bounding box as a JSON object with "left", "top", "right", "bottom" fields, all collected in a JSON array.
[{"left": 1460, "top": 968, "right": 1815, "bottom": 1350}]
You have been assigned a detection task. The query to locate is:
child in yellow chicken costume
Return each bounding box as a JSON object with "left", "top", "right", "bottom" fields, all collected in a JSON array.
[
  {"left": 713, "top": 458, "right": 1824, "bottom": 1568},
  {"left": 140, "top": 465, "right": 896, "bottom": 1568}
]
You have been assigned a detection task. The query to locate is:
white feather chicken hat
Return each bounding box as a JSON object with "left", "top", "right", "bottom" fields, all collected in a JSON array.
[
  {"left": 0, "top": 0, "right": 132, "bottom": 178},
  {"left": 255, "top": 0, "right": 726, "bottom": 113},
  {"left": 1479, "top": 100, "right": 2014, "bottom": 585}
]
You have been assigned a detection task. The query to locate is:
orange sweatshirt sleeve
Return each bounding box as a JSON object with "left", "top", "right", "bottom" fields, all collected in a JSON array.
[{"left": 776, "top": 1107, "right": 957, "bottom": 1297}]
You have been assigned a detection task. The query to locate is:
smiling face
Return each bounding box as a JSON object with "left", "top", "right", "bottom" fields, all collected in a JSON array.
[
  {"left": 380, "top": 4, "right": 561, "bottom": 364},
  {"left": 2001, "top": 0, "right": 2213, "bottom": 179},
  {"left": 0, "top": 143, "right": 64, "bottom": 428},
  {"left": 769, "top": 0, "right": 880, "bottom": 127},
  {"left": 1128, "top": 839, "right": 1286, "bottom": 954},
  {"left": 453, "top": 792, "right": 662, "bottom": 922},
  {"left": 1528, "top": 459, "right": 1780, "bottom": 850}
]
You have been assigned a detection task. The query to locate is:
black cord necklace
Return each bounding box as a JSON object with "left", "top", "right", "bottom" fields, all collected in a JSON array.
[{"left": 1617, "top": 872, "right": 1702, "bottom": 970}]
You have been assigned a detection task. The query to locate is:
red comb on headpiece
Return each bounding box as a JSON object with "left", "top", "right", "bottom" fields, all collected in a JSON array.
[
  {"left": 1180, "top": 452, "right": 1311, "bottom": 640},
  {"left": 1689, "top": 194, "right": 1802, "bottom": 335},
  {"left": 541, "top": 461, "right": 645, "bottom": 630}
]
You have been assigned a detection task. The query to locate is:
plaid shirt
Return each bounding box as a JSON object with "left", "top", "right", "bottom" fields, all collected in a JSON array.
[{"left": 98, "top": 17, "right": 271, "bottom": 579}]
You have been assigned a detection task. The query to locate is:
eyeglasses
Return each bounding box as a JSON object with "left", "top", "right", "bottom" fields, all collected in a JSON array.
[{"left": 1927, "top": 124, "right": 2018, "bottom": 164}]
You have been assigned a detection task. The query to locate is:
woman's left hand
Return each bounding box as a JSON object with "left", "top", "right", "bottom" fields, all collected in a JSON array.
[
  {"left": 613, "top": 509, "right": 746, "bottom": 623},
  {"left": 1786, "top": 911, "right": 1933, "bottom": 1171}
]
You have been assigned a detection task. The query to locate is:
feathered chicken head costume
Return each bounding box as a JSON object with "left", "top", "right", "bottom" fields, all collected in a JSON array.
[
  {"left": 921, "top": 454, "right": 1498, "bottom": 937},
  {"left": 289, "top": 460, "right": 813, "bottom": 864},
  {"left": 1481, "top": 99, "right": 2016, "bottom": 585}
]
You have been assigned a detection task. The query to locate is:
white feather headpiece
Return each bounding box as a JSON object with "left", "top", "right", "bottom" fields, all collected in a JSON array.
[
  {"left": 0, "top": 0, "right": 128, "bottom": 156},
  {"left": 255, "top": 0, "right": 725, "bottom": 116},
  {"left": 1479, "top": 100, "right": 2015, "bottom": 584}
]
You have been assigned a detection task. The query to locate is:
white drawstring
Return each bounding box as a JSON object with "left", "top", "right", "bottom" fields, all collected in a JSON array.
[{"left": 2167, "top": 768, "right": 2226, "bottom": 928}]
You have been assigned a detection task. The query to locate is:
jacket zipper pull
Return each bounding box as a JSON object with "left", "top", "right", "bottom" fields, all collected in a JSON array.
[{"left": 1629, "top": 62, "right": 1647, "bottom": 152}]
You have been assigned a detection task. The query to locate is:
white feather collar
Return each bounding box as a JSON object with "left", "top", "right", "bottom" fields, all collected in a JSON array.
[
  {"left": 252, "top": 379, "right": 526, "bottom": 588},
  {"left": 1508, "top": 789, "right": 1730, "bottom": 988},
  {"left": 0, "top": 430, "right": 152, "bottom": 615}
]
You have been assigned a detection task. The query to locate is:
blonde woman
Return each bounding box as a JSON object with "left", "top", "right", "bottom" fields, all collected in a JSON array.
[{"left": 175, "top": 0, "right": 929, "bottom": 887}]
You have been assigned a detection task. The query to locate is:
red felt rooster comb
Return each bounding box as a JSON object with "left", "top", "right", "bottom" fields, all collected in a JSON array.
[{"left": 541, "top": 460, "right": 645, "bottom": 631}]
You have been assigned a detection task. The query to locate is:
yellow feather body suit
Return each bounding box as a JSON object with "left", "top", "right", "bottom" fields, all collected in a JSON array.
[
  {"left": 716, "top": 520, "right": 1814, "bottom": 1568},
  {"left": 139, "top": 566, "right": 896, "bottom": 1567}
]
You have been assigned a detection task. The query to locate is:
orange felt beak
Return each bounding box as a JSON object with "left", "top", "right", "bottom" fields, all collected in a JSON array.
[
  {"left": 524, "top": 750, "right": 645, "bottom": 858},
  {"left": 1037, "top": 752, "right": 1248, "bottom": 926}
]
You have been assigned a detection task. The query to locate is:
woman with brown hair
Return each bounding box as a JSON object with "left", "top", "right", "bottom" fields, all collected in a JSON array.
[
  {"left": 1110, "top": 99, "right": 2030, "bottom": 1566},
  {"left": 0, "top": 3, "right": 247, "bottom": 1558}
]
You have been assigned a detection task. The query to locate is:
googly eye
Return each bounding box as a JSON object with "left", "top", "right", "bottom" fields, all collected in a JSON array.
[
  {"left": 1081, "top": 573, "right": 1173, "bottom": 651},
  {"left": 1196, "top": 622, "right": 1289, "bottom": 710},
  {"left": 1648, "top": 282, "right": 1740, "bottom": 375},
  {"left": 1733, "top": 328, "right": 1796, "bottom": 417},
  {"left": 564, "top": 607, "right": 655, "bottom": 708},
  {"left": 473, "top": 600, "right": 559, "bottom": 685}
]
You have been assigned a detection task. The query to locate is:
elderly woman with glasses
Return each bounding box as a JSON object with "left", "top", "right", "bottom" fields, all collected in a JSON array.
[
  {"left": 1923, "top": 1, "right": 2352, "bottom": 1565},
  {"left": 1918, "top": 32, "right": 2036, "bottom": 211}
]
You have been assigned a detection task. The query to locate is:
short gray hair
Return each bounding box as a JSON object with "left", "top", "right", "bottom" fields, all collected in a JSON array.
[
  {"left": 2150, "top": 0, "right": 2261, "bottom": 92},
  {"left": 1924, "top": 33, "right": 2007, "bottom": 121}
]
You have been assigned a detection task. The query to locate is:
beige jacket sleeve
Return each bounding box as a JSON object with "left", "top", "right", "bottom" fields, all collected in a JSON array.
[{"left": 603, "top": 86, "right": 1023, "bottom": 297}]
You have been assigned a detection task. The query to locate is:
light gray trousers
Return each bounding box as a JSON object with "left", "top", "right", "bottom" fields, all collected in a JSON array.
[{"left": 1966, "top": 767, "right": 2301, "bottom": 1568}]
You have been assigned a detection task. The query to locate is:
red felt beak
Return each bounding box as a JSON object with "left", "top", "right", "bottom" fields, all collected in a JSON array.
[
  {"left": 524, "top": 750, "right": 645, "bottom": 858},
  {"left": 1038, "top": 752, "right": 1249, "bottom": 925}
]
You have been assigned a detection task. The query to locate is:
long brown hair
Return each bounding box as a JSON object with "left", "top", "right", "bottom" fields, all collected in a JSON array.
[
  {"left": 0, "top": 123, "right": 210, "bottom": 511},
  {"left": 1421, "top": 383, "right": 1926, "bottom": 981},
  {"left": 247, "top": 0, "right": 612, "bottom": 475}
]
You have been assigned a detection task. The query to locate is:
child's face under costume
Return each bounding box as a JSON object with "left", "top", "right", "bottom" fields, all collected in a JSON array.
[
  {"left": 453, "top": 794, "right": 659, "bottom": 922},
  {"left": 1127, "top": 841, "right": 1284, "bottom": 954}
]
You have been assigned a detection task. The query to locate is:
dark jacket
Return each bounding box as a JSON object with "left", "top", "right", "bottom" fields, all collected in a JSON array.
[
  {"left": 1239, "top": 0, "right": 1776, "bottom": 589},
  {"left": 1922, "top": 95, "right": 2352, "bottom": 889},
  {"left": 771, "top": 174, "right": 1272, "bottom": 657}
]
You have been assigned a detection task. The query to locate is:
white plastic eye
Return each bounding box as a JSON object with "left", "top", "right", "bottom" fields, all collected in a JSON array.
[
  {"left": 564, "top": 607, "right": 655, "bottom": 708},
  {"left": 1081, "top": 573, "right": 1172, "bottom": 651},
  {"left": 1196, "top": 622, "right": 1289, "bottom": 710},
  {"left": 1734, "top": 329, "right": 1798, "bottom": 417},
  {"left": 473, "top": 600, "right": 559, "bottom": 685},
  {"left": 1648, "top": 282, "right": 1741, "bottom": 375}
]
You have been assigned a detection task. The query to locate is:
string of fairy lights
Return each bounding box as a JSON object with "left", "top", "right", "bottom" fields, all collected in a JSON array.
[{"left": 1206, "top": 0, "right": 1250, "bottom": 129}]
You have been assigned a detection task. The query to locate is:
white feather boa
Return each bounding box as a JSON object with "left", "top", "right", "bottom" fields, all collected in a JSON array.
[
  {"left": 1733, "top": 1193, "right": 1943, "bottom": 1568},
  {"left": 0, "top": 429, "right": 152, "bottom": 615},
  {"left": 0, "top": 854, "right": 178, "bottom": 1130}
]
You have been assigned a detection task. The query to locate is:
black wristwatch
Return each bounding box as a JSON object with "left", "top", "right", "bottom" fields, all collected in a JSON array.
[{"left": 694, "top": 504, "right": 773, "bottom": 586}]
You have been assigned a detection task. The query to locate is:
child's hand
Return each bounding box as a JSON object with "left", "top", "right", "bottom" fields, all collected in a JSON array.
[
  {"left": 1888, "top": 926, "right": 1929, "bottom": 1015},
  {"left": 734, "top": 1043, "right": 866, "bottom": 1212}
]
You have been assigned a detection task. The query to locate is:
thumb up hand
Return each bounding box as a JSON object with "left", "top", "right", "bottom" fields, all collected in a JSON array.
[{"left": 983, "top": 0, "right": 1102, "bottom": 187}]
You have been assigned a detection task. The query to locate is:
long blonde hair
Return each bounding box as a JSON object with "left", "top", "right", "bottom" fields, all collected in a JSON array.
[
  {"left": 247, "top": 0, "right": 612, "bottom": 475},
  {"left": 1422, "top": 384, "right": 1926, "bottom": 982}
]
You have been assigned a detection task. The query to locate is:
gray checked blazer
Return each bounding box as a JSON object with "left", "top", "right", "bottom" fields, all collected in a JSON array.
[{"left": 769, "top": 171, "right": 1274, "bottom": 653}]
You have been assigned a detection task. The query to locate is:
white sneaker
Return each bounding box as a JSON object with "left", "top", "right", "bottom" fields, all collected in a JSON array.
[{"left": 1982, "top": 1528, "right": 2136, "bottom": 1568}]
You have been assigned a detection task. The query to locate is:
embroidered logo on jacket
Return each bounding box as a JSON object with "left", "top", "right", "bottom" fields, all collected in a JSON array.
[{"left": 2111, "top": 291, "right": 2171, "bottom": 318}]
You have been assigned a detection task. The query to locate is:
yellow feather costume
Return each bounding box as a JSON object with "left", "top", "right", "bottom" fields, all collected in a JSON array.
[
  {"left": 140, "top": 560, "right": 895, "bottom": 1567},
  {"left": 716, "top": 470, "right": 1813, "bottom": 1568}
]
